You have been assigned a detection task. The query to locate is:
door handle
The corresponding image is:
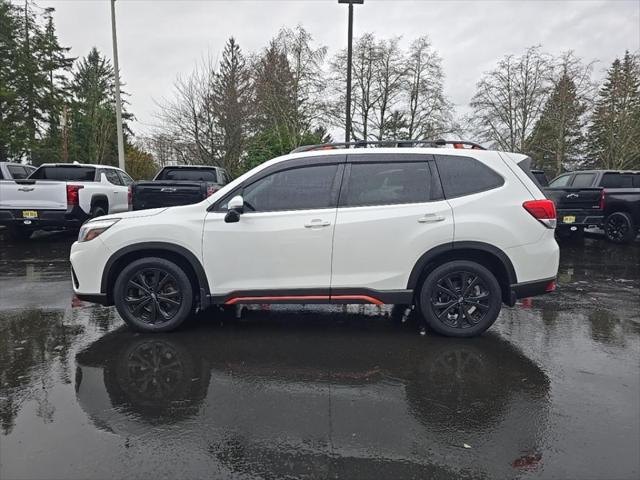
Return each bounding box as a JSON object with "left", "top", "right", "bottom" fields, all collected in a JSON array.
[
  {"left": 418, "top": 214, "right": 445, "bottom": 223},
  {"left": 304, "top": 219, "right": 331, "bottom": 228}
]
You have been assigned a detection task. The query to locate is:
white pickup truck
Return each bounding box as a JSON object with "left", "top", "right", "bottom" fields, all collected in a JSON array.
[{"left": 0, "top": 163, "right": 134, "bottom": 239}]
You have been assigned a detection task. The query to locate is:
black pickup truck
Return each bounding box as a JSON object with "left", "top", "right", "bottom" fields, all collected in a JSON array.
[
  {"left": 545, "top": 170, "right": 640, "bottom": 243},
  {"left": 131, "top": 165, "right": 229, "bottom": 211}
]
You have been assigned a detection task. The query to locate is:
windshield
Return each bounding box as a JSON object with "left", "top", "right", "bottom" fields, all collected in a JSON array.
[{"left": 30, "top": 166, "right": 96, "bottom": 181}]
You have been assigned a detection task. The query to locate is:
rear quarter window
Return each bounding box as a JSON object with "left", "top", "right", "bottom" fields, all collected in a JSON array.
[
  {"left": 571, "top": 173, "right": 596, "bottom": 188},
  {"left": 435, "top": 155, "right": 504, "bottom": 198},
  {"left": 601, "top": 173, "right": 634, "bottom": 188}
]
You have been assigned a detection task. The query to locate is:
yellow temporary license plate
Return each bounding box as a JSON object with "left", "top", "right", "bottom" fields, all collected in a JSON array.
[
  {"left": 563, "top": 215, "right": 576, "bottom": 224},
  {"left": 22, "top": 210, "right": 38, "bottom": 219}
]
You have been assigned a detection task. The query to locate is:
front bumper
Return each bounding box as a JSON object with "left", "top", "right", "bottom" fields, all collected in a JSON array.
[
  {"left": 0, "top": 206, "right": 89, "bottom": 230},
  {"left": 69, "top": 237, "right": 113, "bottom": 302}
]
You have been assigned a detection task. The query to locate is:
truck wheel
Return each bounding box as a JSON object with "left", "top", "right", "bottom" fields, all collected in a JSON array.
[
  {"left": 418, "top": 261, "right": 502, "bottom": 338},
  {"left": 6, "top": 226, "right": 32, "bottom": 241},
  {"left": 604, "top": 212, "right": 635, "bottom": 244},
  {"left": 113, "top": 257, "right": 194, "bottom": 333},
  {"left": 90, "top": 204, "right": 107, "bottom": 219}
]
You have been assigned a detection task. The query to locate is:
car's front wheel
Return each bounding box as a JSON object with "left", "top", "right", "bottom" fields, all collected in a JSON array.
[
  {"left": 418, "top": 260, "right": 502, "bottom": 337},
  {"left": 113, "top": 257, "right": 194, "bottom": 332}
]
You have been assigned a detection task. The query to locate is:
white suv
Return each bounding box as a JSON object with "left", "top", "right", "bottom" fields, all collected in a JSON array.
[{"left": 70, "top": 141, "right": 559, "bottom": 337}]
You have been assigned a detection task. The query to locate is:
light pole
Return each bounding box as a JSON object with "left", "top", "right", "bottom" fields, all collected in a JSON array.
[
  {"left": 339, "top": 0, "right": 363, "bottom": 143},
  {"left": 110, "top": 0, "right": 126, "bottom": 171}
]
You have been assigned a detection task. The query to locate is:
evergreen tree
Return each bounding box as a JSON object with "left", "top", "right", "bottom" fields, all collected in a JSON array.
[
  {"left": 212, "top": 37, "right": 251, "bottom": 176},
  {"left": 0, "top": 0, "right": 24, "bottom": 159},
  {"left": 69, "top": 47, "right": 129, "bottom": 165},
  {"left": 528, "top": 74, "right": 587, "bottom": 176},
  {"left": 588, "top": 51, "right": 640, "bottom": 170}
]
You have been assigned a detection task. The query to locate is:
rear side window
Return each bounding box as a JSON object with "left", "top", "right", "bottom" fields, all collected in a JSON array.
[
  {"left": 342, "top": 162, "right": 431, "bottom": 207},
  {"left": 30, "top": 166, "right": 96, "bottom": 181},
  {"left": 601, "top": 173, "right": 634, "bottom": 188},
  {"left": 7, "top": 165, "right": 28, "bottom": 179},
  {"left": 243, "top": 164, "right": 339, "bottom": 212},
  {"left": 435, "top": 155, "right": 504, "bottom": 198},
  {"left": 160, "top": 168, "right": 217, "bottom": 182},
  {"left": 571, "top": 173, "right": 596, "bottom": 188}
]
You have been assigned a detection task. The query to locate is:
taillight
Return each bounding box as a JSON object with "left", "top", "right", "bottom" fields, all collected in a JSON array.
[
  {"left": 523, "top": 199, "right": 556, "bottom": 228},
  {"left": 206, "top": 185, "right": 219, "bottom": 198},
  {"left": 66, "top": 184, "right": 84, "bottom": 206},
  {"left": 599, "top": 189, "right": 606, "bottom": 210},
  {"left": 128, "top": 185, "right": 133, "bottom": 210}
]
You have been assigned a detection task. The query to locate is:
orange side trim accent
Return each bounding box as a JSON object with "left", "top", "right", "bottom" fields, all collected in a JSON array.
[
  {"left": 224, "top": 295, "right": 329, "bottom": 305},
  {"left": 224, "top": 294, "right": 384, "bottom": 305},
  {"left": 331, "top": 295, "right": 384, "bottom": 305}
]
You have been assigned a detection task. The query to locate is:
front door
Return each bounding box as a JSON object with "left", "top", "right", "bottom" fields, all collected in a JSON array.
[{"left": 203, "top": 163, "right": 343, "bottom": 296}]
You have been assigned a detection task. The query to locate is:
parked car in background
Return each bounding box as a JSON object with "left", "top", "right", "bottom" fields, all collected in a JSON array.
[
  {"left": 0, "top": 163, "right": 133, "bottom": 239},
  {"left": 70, "top": 140, "right": 559, "bottom": 337},
  {"left": 0, "top": 161, "right": 36, "bottom": 180},
  {"left": 545, "top": 170, "right": 639, "bottom": 243},
  {"left": 130, "top": 165, "right": 228, "bottom": 211}
]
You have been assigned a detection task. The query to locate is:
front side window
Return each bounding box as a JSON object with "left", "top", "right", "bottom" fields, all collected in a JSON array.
[
  {"left": 571, "top": 173, "right": 596, "bottom": 188},
  {"left": 435, "top": 155, "right": 504, "bottom": 198},
  {"left": 118, "top": 171, "right": 134, "bottom": 186},
  {"left": 548, "top": 174, "right": 572, "bottom": 188},
  {"left": 104, "top": 169, "right": 123, "bottom": 185},
  {"left": 342, "top": 162, "right": 431, "bottom": 207},
  {"left": 242, "top": 164, "right": 339, "bottom": 212}
]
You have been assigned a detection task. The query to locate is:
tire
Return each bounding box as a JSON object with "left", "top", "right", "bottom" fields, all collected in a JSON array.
[
  {"left": 90, "top": 204, "right": 107, "bottom": 219},
  {"left": 6, "top": 226, "right": 32, "bottom": 241},
  {"left": 418, "top": 260, "right": 502, "bottom": 338},
  {"left": 113, "top": 257, "right": 194, "bottom": 333},
  {"left": 604, "top": 212, "right": 635, "bottom": 244}
]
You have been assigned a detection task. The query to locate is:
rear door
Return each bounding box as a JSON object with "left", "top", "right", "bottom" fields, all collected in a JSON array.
[{"left": 331, "top": 154, "right": 454, "bottom": 292}]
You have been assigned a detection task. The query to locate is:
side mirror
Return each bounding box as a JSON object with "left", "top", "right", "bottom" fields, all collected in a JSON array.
[{"left": 224, "top": 195, "right": 244, "bottom": 223}]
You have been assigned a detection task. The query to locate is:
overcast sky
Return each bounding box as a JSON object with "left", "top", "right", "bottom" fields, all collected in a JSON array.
[{"left": 35, "top": 0, "right": 640, "bottom": 136}]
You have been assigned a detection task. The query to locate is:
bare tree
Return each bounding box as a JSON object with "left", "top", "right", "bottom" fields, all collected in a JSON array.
[
  {"left": 405, "top": 36, "right": 453, "bottom": 139},
  {"left": 372, "top": 37, "right": 406, "bottom": 140},
  {"left": 469, "top": 46, "right": 552, "bottom": 152},
  {"left": 155, "top": 56, "right": 220, "bottom": 165}
]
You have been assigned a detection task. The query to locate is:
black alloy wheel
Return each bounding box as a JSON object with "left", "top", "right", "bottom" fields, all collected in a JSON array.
[
  {"left": 431, "top": 271, "right": 491, "bottom": 329},
  {"left": 419, "top": 260, "right": 502, "bottom": 337},
  {"left": 604, "top": 212, "right": 635, "bottom": 244},
  {"left": 124, "top": 268, "right": 183, "bottom": 325},
  {"left": 114, "top": 257, "right": 194, "bottom": 332}
]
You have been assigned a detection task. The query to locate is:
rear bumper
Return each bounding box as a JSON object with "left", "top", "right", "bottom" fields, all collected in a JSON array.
[
  {"left": 556, "top": 209, "right": 604, "bottom": 228},
  {"left": 510, "top": 277, "right": 556, "bottom": 303},
  {"left": 0, "top": 206, "right": 89, "bottom": 230}
]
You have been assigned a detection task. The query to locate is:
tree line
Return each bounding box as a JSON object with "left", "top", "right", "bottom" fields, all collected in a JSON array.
[
  {"left": 1, "top": 1, "right": 638, "bottom": 180},
  {"left": 0, "top": 0, "right": 154, "bottom": 177}
]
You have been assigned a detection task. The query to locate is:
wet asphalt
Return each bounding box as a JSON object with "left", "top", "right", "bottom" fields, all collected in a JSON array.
[{"left": 0, "top": 231, "right": 638, "bottom": 480}]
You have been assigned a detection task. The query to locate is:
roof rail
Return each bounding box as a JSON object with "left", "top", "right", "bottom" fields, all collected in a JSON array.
[{"left": 290, "top": 139, "right": 486, "bottom": 154}]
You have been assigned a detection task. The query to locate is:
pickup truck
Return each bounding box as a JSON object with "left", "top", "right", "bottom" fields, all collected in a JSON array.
[
  {"left": 130, "top": 165, "right": 228, "bottom": 211},
  {"left": 0, "top": 163, "right": 133, "bottom": 239},
  {"left": 545, "top": 170, "right": 640, "bottom": 243},
  {"left": 0, "top": 161, "right": 36, "bottom": 180}
]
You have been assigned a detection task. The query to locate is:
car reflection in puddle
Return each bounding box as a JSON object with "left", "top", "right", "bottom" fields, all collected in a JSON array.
[{"left": 75, "top": 308, "right": 550, "bottom": 478}]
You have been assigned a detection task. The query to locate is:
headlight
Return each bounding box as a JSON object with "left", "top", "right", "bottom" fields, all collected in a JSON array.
[{"left": 78, "top": 218, "right": 120, "bottom": 242}]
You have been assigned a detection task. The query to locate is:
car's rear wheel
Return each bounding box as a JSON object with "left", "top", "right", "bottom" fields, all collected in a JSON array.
[
  {"left": 418, "top": 261, "right": 502, "bottom": 337},
  {"left": 90, "top": 204, "right": 107, "bottom": 219},
  {"left": 113, "top": 257, "right": 194, "bottom": 332},
  {"left": 604, "top": 212, "right": 635, "bottom": 244}
]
